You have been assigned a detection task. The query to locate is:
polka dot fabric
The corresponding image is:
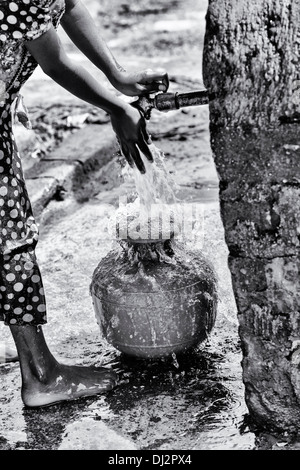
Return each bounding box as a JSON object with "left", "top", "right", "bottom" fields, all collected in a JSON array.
[
  {"left": 0, "top": 1, "right": 52, "bottom": 43},
  {"left": 0, "top": 1, "right": 65, "bottom": 326}
]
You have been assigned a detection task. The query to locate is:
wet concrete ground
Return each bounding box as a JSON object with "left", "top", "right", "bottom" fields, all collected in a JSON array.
[
  {"left": 1, "top": 0, "right": 297, "bottom": 452},
  {"left": 2, "top": 106, "right": 256, "bottom": 450}
]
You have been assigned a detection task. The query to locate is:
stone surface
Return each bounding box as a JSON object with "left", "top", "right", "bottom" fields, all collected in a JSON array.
[
  {"left": 26, "top": 177, "right": 59, "bottom": 217},
  {"left": 203, "top": 0, "right": 300, "bottom": 433},
  {"left": 24, "top": 124, "right": 118, "bottom": 213},
  {"left": 58, "top": 419, "right": 137, "bottom": 450}
]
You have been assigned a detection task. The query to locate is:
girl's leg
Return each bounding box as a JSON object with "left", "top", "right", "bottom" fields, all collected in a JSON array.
[
  {"left": 10, "top": 325, "right": 117, "bottom": 407},
  {"left": 1, "top": 115, "right": 117, "bottom": 407}
]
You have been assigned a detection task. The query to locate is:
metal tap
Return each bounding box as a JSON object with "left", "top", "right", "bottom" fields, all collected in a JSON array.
[{"left": 133, "top": 89, "right": 213, "bottom": 120}]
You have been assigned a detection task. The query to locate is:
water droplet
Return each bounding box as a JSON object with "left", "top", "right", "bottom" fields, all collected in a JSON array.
[{"left": 172, "top": 352, "right": 180, "bottom": 369}]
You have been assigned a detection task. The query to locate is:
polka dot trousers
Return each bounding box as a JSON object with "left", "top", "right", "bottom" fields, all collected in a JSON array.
[{"left": 0, "top": 94, "right": 47, "bottom": 327}]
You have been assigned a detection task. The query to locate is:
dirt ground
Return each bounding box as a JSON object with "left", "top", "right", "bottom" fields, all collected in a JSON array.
[{"left": 0, "top": 0, "right": 296, "bottom": 452}]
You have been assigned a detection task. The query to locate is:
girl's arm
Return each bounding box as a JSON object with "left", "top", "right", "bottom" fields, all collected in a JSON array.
[
  {"left": 25, "top": 26, "right": 152, "bottom": 173},
  {"left": 61, "top": 0, "right": 169, "bottom": 96}
]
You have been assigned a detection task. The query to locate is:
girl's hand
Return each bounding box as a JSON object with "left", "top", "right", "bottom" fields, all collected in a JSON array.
[
  {"left": 112, "top": 69, "right": 169, "bottom": 97},
  {"left": 110, "top": 104, "right": 153, "bottom": 174}
]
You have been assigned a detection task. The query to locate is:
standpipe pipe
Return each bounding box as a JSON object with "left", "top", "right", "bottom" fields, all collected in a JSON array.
[
  {"left": 155, "top": 90, "right": 210, "bottom": 111},
  {"left": 134, "top": 89, "right": 214, "bottom": 119}
]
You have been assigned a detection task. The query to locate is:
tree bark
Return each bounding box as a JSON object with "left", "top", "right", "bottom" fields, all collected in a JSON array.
[{"left": 203, "top": 0, "right": 300, "bottom": 433}]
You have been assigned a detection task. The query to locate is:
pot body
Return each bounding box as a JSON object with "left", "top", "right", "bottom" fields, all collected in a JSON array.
[{"left": 90, "top": 243, "right": 217, "bottom": 358}]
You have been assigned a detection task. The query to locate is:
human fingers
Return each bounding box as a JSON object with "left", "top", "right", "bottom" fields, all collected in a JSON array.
[
  {"left": 139, "top": 116, "right": 152, "bottom": 145},
  {"left": 138, "top": 70, "right": 169, "bottom": 92},
  {"left": 127, "top": 142, "right": 146, "bottom": 174},
  {"left": 137, "top": 133, "right": 154, "bottom": 163},
  {"left": 139, "top": 69, "right": 168, "bottom": 83},
  {"left": 119, "top": 141, "right": 135, "bottom": 169},
  {"left": 136, "top": 81, "right": 166, "bottom": 93}
]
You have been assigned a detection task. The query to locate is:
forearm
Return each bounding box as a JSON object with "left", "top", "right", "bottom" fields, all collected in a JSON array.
[
  {"left": 61, "top": 0, "right": 123, "bottom": 84},
  {"left": 60, "top": 0, "right": 169, "bottom": 97},
  {"left": 25, "top": 28, "right": 126, "bottom": 116},
  {"left": 45, "top": 59, "right": 125, "bottom": 115}
]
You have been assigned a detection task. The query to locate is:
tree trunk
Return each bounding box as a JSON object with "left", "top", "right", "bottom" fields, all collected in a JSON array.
[{"left": 203, "top": 0, "right": 300, "bottom": 433}]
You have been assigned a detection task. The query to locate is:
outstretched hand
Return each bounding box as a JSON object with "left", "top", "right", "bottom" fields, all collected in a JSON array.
[
  {"left": 112, "top": 69, "right": 169, "bottom": 97},
  {"left": 110, "top": 68, "right": 169, "bottom": 173},
  {"left": 110, "top": 104, "right": 153, "bottom": 174}
]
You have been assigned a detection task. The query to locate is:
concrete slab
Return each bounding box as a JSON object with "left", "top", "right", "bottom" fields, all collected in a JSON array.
[
  {"left": 23, "top": 124, "right": 118, "bottom": 215},
  {"left": 26, "top": 176, "right": 58, "bottom": 217},
  {"left": 42, "top": 124, "right": 117, "bottom": 166}
]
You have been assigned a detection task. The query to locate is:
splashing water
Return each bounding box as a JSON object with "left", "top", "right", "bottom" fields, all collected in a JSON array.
[
  {"left": 128, "top": 143, "right": 179, "bottom": 208},
  {"left": 172, "top": 352, "right": 180, "bottom": 369},
  {"left": 111, "top": 144, "right": 196, "bottom": 248}
]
